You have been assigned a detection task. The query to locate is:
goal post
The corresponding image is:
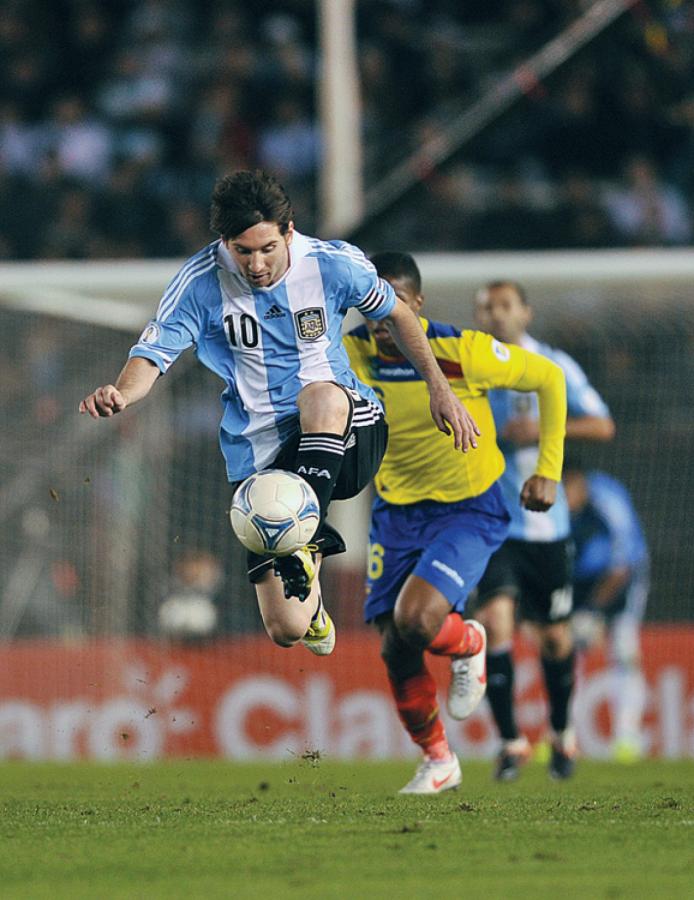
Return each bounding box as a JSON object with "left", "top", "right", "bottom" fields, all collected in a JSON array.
[{"left": 0, "top": 250, "right": 692, "bottom": 760}]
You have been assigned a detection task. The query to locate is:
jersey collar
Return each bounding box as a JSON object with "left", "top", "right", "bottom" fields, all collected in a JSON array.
[{"left": 216, "top": 230, "right": 313, "bottom": 289}]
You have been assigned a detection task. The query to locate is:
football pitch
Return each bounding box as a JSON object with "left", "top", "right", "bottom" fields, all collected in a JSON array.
[{"left": 1, "top": 760, "right": 692, "bottom": 899}]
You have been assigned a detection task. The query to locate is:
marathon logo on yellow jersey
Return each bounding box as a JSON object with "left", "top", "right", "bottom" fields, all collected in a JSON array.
[{"left": 368, "top": 359, "right": 419, "bottom": 381}]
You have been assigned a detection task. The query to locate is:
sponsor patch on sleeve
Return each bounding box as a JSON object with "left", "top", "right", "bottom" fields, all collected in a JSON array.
[
  {"left": 492, "top": 338, "right": 511, "bottom": 362},
  {"left": 139, "top": 321, "right": 161, "bottom": 344}
]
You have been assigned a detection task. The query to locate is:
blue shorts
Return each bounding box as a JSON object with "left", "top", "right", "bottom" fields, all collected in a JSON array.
[{"left": 364, "top": 482, "right": 510, "bottom": 622}]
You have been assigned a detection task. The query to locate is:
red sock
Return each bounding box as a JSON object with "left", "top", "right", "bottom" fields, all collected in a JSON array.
[
  {"left": 388, "top": 667, "right": 450, "bottom": 759},
  {"left": 428, "top": 614, "right": 483, "bottom": 657}
]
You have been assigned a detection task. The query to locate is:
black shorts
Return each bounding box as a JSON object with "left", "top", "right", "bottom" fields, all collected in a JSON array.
[
  {"left": 475, "top": 537, "right": 574, "bottom": 624},
  {"left": 234, "top": 388, "right": 388, "bottom": 583}
]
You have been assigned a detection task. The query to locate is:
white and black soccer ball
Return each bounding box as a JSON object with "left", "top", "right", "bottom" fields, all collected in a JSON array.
[{"left": 230, "top": 469, "right": 320, "bottom": 556}]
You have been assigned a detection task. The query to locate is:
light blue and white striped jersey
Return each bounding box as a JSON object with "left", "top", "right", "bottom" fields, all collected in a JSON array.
[
  {"left": 488, "top": 334, "right": 610, "bottom": 542},
  {"left": 129, "top": 232, "right": 395, "bottom": 482},
  {"left": 571, "top": 471, "right": 648, "bottom": 581}
]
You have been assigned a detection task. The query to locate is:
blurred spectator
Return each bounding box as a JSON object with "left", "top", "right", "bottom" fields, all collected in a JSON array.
[
  {"left": 539, "top": 70, "right": 611, "bottom": 178},
  {"left": 39, "top": 186, "right": 99, "bottom": 259},
  {"left": 257, "top": 96, "right": 320, "bottom": 181},
  {"left": 602, "top": 155, "right": 692, "bottom": 246},
  {"left": 550, "top": 170, "right": 620, "bottom": 249},
  {"left": 0, "top": 0, "right": 693, "bottom": 257},
  {"left": 63, "top": 4, "right": 115, "bottom": 99},
  {"left": 96, "top": 159, "right": 162, "bottom": 256},
  {"left": 157, "top": 201, "right": 214, "bottom": 258},
  {"left": 158, "top": 549, "right": 222, "bottom": 642},
  {"left": 48, "top": 95, "right": 114, "bottom": 185},
  {"left": 0, "top": 101, "right": 46, "bottom": 176},
  {"left": 189, "top": 81, "right": 255, "bottom": 172},
  {"left": 97, "top": 49, "right": 176, "bottom": 127},
  {"left": 465, "top": 173, "right": 555, "bottom": 250}
]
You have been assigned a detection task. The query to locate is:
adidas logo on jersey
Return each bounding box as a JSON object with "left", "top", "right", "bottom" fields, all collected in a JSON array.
[{"left": 263, "top": 304, "right": 285, "bottom": 320}]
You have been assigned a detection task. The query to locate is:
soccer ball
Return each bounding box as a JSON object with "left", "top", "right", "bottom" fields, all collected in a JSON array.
[{"left": 230, "top": 469, "right": 320, "bottom": 556}]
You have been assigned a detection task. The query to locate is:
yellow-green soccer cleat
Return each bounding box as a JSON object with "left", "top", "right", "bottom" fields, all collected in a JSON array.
[
  {"left": 273, "top": 545, "right": 317, "bottom": 602},
  {"left": 612, "top": 737, "right": 643, "bottom": 764},
  {"left": 301, "top": 595, "right": 336, "bottom": 656}
]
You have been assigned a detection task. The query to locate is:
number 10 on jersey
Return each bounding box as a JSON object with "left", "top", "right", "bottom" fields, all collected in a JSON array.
[{"left": 225, "top": 313, "right": 259, "bottom": 348}]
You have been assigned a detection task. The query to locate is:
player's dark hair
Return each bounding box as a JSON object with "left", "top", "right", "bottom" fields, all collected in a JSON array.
[
  {"left": 370, "top": 251, "right": 422, "bottom": 293},
  {"left": 485, "top": 280, "right": 528, "bottom": 304},
  {"left": 210, "top": 170, "right": 293, "bottom": 240}
]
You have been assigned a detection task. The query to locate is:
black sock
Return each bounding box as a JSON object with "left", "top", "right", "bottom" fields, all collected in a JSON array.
[
  {"left": 486, "top": 649, "right": 519, "bottom": 742},
  {"left": 294, "top": 432, "right": 345, "bottom": 527},
  {"left": 541, "top": 651, "right": 576, "bottom": 734}
]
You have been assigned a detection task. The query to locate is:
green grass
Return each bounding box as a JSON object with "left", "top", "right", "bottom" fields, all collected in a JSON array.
[{"left": 1, "top": 760, "right": 693, "bottom": 899}]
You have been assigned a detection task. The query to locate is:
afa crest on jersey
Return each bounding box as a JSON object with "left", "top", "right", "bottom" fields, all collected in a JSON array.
[{"left": 294, "top": 307, "right": 326, "bottom": 341}]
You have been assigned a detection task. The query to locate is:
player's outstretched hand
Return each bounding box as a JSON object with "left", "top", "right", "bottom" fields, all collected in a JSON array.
[
  {"left": 79, "top": 385, "right": 128, "bottom": 419},
  {"left": 429, "top": 385, "right": 480, "bottom": 452},
  {"left": 520, "top": 475, "right": 557, "bottom": 511}
]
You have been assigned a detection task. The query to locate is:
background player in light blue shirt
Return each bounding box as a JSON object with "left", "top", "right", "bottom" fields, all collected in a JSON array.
[
  {"left": 79, "top": 170, "right": 479, "bottom": 659},
  {"left": 473, "top": 280, "right": 615, "bottom": 780},
  {"left": 564, "top": 465, "right": 649, "bottom": 761}
]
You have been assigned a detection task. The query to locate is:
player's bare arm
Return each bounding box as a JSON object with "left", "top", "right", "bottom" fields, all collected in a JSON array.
[
  {"left": 520, "top": 474, "right": 558, "bottom": 512},
  {"left": 79, "top": 357, "right": 159, "bottom": 418},
  {"left": 565, "top": 415, "right": 615, "bottom": 441},
  {"left": 504, "top": 414, "right": 614, "bottom": 447},
  {"left": 383, "top": 299, "right": 480, "bottom": 452},
  {"left": 589, "top": 566, "right": 631, "bottom": 608}
]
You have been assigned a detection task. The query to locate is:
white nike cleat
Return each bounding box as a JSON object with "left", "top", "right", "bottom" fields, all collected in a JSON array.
[
  {"left": 399, "top": 754, "right": 462, "bottom": 795},
  {"left": 300, "top": 595, "right": 336, "bottom": 656},
  {"left": 447, "top": 620, "right": 487, "bottom": 720}
]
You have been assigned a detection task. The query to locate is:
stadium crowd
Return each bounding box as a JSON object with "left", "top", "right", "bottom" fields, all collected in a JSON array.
[{"left": 1, "top": 0, "right": 693, "bottom": 259}]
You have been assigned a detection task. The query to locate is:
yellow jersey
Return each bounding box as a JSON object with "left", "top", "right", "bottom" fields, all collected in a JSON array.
[{"left": 344, "top": 318, "right": 566, "bottom": 505}]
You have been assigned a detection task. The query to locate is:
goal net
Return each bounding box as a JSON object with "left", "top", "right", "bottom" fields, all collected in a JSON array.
[{"left": 0, "top": 250, "right": 692, "bottom": 761}]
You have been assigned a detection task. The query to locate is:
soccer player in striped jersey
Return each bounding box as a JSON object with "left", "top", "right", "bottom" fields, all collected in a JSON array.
[
  {"left": 564, "top": 465, "right": 649, "bottom": 762},
  {"left": 79, "top": 170, "right": 477, "bottom": 657},
  {"left": 344, "top": 253, "right": 567, "bottom": 794},
  {"left": 473, "top": 281, "right": 615, "bottom": 781}
]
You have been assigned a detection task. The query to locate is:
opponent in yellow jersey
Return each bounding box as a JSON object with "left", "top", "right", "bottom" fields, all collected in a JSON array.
[
  {"left": 343, "top": 252, "right": 567, "bottom": 795},
  {"left": 345, "top": 319, "right": 565, "bottom": 506}
]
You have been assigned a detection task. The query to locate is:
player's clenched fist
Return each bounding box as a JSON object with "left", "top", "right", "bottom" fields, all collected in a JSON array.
[
  {"left": 520, "top": 474, "right": 557, "bottom": 512},
  {"left": 79, "top": 385, "right": 128, "bottom": 418}
]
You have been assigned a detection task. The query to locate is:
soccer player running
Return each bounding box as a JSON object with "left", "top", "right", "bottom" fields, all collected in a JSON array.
[
  {"left": 473, "top": 281, "right": 615, "bottom": 781},
  {"left": 344, "top": 253, "right": 567, "bottom": 794},
  {"left": 79, "top": 170, "right": 477, "bottom": 657},
  {"left": 564, "top": 464, "right": 649, "bottom": 762}
]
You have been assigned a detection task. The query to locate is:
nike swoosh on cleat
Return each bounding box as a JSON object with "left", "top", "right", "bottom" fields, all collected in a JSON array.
[{"left": 432, "top": 773, "right": 453, "bottom": 790}]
